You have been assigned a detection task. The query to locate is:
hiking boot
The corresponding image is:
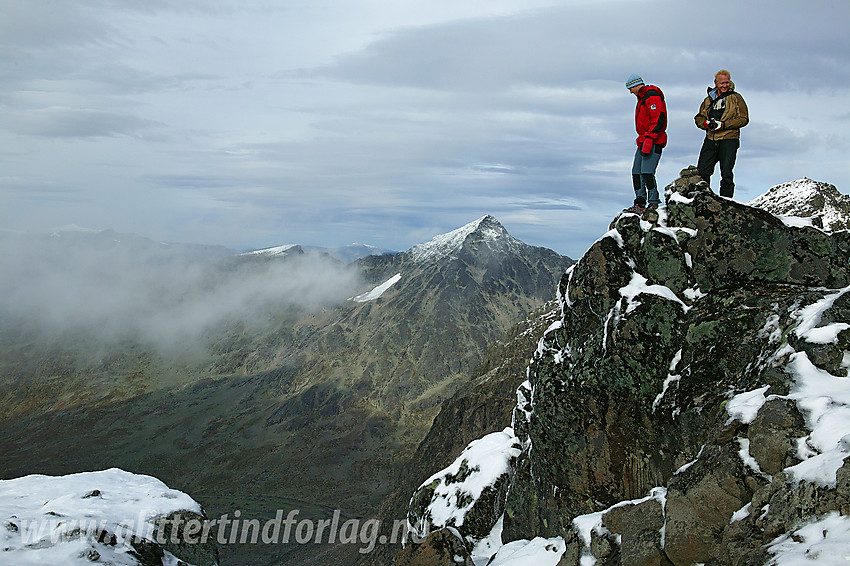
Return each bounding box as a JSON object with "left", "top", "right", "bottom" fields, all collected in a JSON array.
[
  {"left": 624, "top": 204, "right": 645, "bottom": 214},
  {"left": 645, "top": 203, "right": 658, "bottom": 211}
]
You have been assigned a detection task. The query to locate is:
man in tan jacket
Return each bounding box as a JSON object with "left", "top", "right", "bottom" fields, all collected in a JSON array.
[{"left": 694, "top": 70, "right": 749, "bottom": 197}]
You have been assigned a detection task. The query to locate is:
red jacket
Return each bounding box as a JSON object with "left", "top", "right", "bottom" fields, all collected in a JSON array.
[{"left": 634, "top": 84, "right": 668, "bottom": 154}]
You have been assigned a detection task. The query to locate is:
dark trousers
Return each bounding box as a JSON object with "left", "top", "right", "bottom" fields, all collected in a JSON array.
[{"left": 697, "top": 138, "right": 740, "bottom": 197}]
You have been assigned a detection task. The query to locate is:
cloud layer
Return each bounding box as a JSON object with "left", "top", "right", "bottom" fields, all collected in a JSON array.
[{"left": 1, "top": 0, "right": 848, "bottom": 257}]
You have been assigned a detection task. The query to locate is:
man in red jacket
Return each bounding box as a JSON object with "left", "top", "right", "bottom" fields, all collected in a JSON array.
[{"left": 624, "top": 74, "right": 667, "bottom": 213}]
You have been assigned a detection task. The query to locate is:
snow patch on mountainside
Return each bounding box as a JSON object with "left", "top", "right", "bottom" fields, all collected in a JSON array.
[
  {"left": 243, "top": 244, "right": 299, "bottom": 257},
  {"left": 351, "top": 273, "right": 402, "bottom": 302}
]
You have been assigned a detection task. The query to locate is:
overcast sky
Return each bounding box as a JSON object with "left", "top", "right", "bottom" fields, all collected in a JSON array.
[{"left": 2, "top": 0, "right": 848, "bottom": 258}]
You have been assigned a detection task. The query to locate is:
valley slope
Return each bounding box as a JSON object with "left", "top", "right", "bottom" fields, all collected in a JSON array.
[{"left": 0, "top": 215, "right": 572, "bottom": 565}]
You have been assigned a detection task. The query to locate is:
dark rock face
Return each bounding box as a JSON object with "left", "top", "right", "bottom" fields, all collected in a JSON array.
[
  {"left": 400, "top": 167, "right": 850, "bottom": 566},
  {"left": 746, "top": 398, "right": 807, "bottom": 476},
  {"left": 602, "top": 496, "right": 669, "bottom": 566},
  {"left": 392, "top": 528, "right": 474, "bottom": 566},
  {"left": 151, "top": 511, "right": 220, "bottom": 566},
  {"left": 663, "top": 443, "right": 766, "bottom": 566}
]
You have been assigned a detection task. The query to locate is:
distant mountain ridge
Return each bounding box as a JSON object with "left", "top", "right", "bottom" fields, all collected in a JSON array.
[
  {"left": 15, "top": 220, "right": 538, "bottom": 265},
  {"left": 242, "top": 243, "right": 303, "bottom": 257},
  {"left": 6, "top": 225, "right": 396, "bottom": 264},
  {"left": 27, "top": 226, "right": 235, "bottom": 260},
  {"left": 307, "top": 243, "right": 397, "bottom": 263},
  {"left": 248, "top": 243, "right": 398, "bottom": 263}
]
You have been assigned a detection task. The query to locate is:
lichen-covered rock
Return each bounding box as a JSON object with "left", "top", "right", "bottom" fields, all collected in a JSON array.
[
  {"left": 499, "top": 169, "right": 850, "bottom": 565},
  {"left": 588, "top": 528, "right": 620, "bottom": 565},
  {"left": 666, "top": 182, "right": 850, "bottom": 292},
  {"left": 556, "top": 529, "right": 584, "bottom": 566},
  {"left": 789, "top": 326, "right": 850, "bottom": 376}
]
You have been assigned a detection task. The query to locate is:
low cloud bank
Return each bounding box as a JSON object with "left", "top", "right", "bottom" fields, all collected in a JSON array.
[{"left": 0, "top": 231, "right": 363, "bottom": 352}]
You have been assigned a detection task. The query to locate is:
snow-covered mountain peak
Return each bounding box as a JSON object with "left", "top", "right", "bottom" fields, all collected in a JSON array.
[
  {"left": 748, "top": 178, "right": 850, "bottom": 232},
  {"left": 407, "top": 215, "right": 521, "bottom": 262}
]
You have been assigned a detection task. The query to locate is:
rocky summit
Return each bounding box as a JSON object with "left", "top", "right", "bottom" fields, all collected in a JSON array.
[{"left": 399, "top": 167, "right": 850, "bottom": 566}]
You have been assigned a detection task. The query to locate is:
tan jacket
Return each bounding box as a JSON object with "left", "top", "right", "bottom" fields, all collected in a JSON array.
[{"left": 694, "top": 82, "right": 749, "bottom": 141}]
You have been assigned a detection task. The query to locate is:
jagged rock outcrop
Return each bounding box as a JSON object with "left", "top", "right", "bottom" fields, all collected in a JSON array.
[
  {"left": 401, "top": 166, "right": 850, "bottom": 565},
  {"left": 406, "top": 427, "right": 521, "bottom": 550}
]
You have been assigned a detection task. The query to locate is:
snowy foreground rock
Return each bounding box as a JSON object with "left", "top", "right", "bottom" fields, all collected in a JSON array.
[
  {"left": 0, "top": 468, "right": 217, "bottom": 566},
  {"left": 400, "top": 168, "right": 850, "bottom": 565}
]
